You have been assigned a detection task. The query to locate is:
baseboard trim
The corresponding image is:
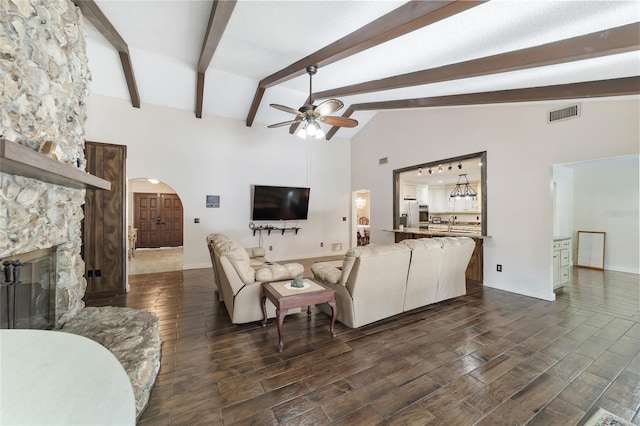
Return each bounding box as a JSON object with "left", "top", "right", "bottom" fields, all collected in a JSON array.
[
  {"left": 483, "top": 281, "right": 556, "bottom": 301},
  {"left": 183, "top": 262, "right": 212, "bottom": 270}
]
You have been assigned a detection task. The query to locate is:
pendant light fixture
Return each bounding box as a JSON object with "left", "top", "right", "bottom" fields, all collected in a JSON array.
[{"left": 450, "top": 174, "right": 477, "bottom": 198}]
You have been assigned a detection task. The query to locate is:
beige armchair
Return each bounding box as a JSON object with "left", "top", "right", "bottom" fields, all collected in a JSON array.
[
  {"left": 401, "top": 238, "right": 443, "bottom": 311},
  {"left": 207, "top": 234, "right": 304, "bottom": 324},
  {"left": 433, "top": 237, "right": 475, "bottom": 301},
  {"left": 312, "top": 244, "right": 412, "bottom": 328}
]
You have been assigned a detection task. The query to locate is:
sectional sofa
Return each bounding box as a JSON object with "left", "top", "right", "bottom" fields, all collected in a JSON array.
[{"left": 311, "top": 237, "right": 475, "bottom": 328}]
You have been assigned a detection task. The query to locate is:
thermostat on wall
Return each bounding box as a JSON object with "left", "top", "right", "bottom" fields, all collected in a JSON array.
[{"left": 206, "top": 195, "right": 220, "bottom": 208}]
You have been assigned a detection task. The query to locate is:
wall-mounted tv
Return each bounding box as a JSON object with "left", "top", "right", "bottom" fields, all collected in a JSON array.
[{"left": 251, "top": 185, "right": 310, "bottom": 221}]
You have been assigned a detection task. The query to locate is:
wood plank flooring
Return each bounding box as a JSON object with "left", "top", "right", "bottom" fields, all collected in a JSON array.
[{"left": 85, "top": 265, "right": 640, "bottom": 425}]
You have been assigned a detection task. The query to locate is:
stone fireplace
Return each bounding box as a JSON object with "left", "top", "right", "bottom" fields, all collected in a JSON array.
[
  {"left": 0, "top": 0, "right": 91, "bottom": 327},
  {"left": 1, "top": 2, "right": 162, "bottom": 416},
  {"left": 1, "top": 247, "right": 56, "bottom": 329}
]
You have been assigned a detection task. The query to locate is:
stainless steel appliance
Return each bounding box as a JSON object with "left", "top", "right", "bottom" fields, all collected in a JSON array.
[
  {"left": 418, "top": 204, "right": 429, "bottom": 229},
  {"left": 402, "top": 199, "right": 419, "bottom": 228}
]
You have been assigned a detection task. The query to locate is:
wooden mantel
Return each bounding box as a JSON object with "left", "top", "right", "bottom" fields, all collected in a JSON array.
[{"left": 0, "top": 139, "right": 110, "bottom": 190}]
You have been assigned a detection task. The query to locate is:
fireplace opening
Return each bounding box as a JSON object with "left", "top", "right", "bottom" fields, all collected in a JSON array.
[{"left": 1, "top": 247, "right": 56, "bottom": 329}]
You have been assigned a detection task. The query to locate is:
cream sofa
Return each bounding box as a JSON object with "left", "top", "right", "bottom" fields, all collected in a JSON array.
[
  {"left": 206, "top": 233, "right": 304, "bottom": 324},
  {"left": 311, "top": 237, "right": 475, "bottom": 328}
]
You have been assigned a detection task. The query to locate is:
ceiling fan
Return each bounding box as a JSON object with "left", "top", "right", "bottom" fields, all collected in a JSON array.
[{"left": 267, "top": 65, "right": 358, "bottom": 139}]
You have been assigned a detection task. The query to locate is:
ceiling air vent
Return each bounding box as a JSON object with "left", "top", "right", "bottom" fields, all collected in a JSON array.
[
  {"left": 379, "top": 157, "right": 389, "bottom": 165},
  {"left": 548, "top": 103, "right": 580, "bottom": 123}
]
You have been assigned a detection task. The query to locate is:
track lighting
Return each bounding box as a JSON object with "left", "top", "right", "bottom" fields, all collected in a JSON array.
[
  {"left": 428, "top": 168, "right": 432, "bottom": 174},
  {"left": 448, "top": 164, "right": 452, "bottom": 171},
  {"left": 418, "top": 168, "right": 422, "bottom": 176},
  {"left": 457, "top": 162, "right": 462, "bottom": 170},
  {"left": 438, "top": 165, "right": 443, "bottom": 173}
]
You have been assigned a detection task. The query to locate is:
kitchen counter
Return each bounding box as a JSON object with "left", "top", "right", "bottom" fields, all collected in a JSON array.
[{"left": 385, "top": 228, "right": 490, "bottom": 239}]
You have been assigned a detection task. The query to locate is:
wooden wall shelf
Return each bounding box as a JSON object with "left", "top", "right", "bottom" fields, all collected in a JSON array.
[{"left": 0, "top": 139, "right": 111, "bottom": 190}]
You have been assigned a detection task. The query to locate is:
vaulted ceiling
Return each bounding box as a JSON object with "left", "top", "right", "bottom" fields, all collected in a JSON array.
[{"left": 76, "top": 0, "right": 640, "bottom": 140}]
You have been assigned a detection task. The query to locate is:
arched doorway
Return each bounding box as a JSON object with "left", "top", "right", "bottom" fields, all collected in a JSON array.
[{"left": 128, "top": 178, "right": 184, "bottom": 274}]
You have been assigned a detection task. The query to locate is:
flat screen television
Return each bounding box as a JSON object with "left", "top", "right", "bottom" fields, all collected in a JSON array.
[{"left": 251, "top": 185, "right": 310, "bottom": 221}]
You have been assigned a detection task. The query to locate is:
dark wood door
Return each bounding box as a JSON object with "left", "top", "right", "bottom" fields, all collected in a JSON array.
[
  {"left": 134, "top": 193, "right": 183, "bottom": 248},
  {"left": 83, "top": 141, "right": 127, "bottom": 296}
]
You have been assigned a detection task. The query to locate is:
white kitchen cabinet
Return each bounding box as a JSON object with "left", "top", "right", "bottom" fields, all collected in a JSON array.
[
  {"left": 418, "top": 186, "right": 429, "bottom": 203},
  {"left": 553, "top": 238, "right": 572, "bottom": 288},
  {"left": 428, "top": 187, "right": 446, "bottom": 212},
  {"left": 429, "top": 183, "right": 480, "bottom": 213},
  {"left": 403, "top": 184, "right": 417, "bottom": 200}
]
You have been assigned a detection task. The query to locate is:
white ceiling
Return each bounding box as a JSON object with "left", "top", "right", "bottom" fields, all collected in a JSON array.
[{"left": 83, "top": 1, "right": 640, "bottom": 140}]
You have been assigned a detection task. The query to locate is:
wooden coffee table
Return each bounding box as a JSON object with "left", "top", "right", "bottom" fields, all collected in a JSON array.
[{"left": 261, "top": 278, "right": 337, "bottom": 352}]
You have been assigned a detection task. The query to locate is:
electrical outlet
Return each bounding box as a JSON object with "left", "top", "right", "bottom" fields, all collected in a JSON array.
[
  {"left": 194, "top": 218, "right": 200, "bottom": 223},
  {"left": 269, "top": 246, "right": 273, "bottom": 251},
  {"left": 497, "top": 264, "right": 502, "bottom": 272},
  {"left": 320, "top": 242, "right": 324, "bottom": 247},
  {"left": 342, "top": 217, "right": 346, "bottom": 221}
]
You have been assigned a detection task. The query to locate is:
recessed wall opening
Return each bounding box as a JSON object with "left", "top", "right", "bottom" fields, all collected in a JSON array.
[
  {"left": 392, "top": 151, "right": 487, "bottom": 236},
  {"left": 128, "top": 178, "right": 184, "bottom": 275}
]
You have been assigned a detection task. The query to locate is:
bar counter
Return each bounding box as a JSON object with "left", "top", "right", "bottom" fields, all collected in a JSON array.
[
  {"left": 384, "top": 228, "right": 491, "bottom": 239},
  {"left": 385, "top": 228, "right": 487, "bottom": 282}
]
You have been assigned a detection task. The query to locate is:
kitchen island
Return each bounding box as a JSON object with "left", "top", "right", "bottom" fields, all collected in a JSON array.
[{"left": 385, "top": 228, "right": 487, "bottom": 283}]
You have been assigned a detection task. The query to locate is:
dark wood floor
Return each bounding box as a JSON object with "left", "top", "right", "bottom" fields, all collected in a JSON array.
[{"left": 86, "top": 264, "right": 640, "bottom": 425}]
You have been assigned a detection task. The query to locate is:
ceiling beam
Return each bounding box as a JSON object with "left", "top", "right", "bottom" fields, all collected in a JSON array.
[
  {"left": 73, "top": 0, "right": 140, "bottom": 108},
  {"left": 315, "top": 22, "right": 640, "bottom": 100},
  {"left": 246, "top": 0, "right": 485, "bottom": 127},
  {"left": 325, "top": 76, "right": 640, "bottom": 139},
  {"left": 196, "top": 0, "right": 237, "bottom": 118}
]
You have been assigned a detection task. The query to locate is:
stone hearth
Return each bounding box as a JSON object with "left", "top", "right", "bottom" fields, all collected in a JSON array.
[{"left": 62, "top": 307, "right": 162, "bottom": 418}]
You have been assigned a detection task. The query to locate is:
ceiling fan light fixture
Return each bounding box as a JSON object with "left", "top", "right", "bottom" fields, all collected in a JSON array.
[
  {"left": 306, "top": 122, "right": 317, "bottom": 137},
  {"left": 268, "top": 65, "right": 357, "bottom": 138}
]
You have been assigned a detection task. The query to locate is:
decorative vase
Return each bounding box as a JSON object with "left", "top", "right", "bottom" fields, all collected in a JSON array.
[{"left": 290, "top": 273, "right": 304, "bottom": 288}]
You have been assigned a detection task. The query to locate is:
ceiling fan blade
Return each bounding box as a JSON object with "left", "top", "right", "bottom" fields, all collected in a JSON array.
[
  {"left": 270, "top": 104, "right": 303, "bottom": 116},
  {"left": 319, "top": 116, "right": 359, "bottom": 128},
  {"left": 314, "top": 99, "right": 343, "bottom": 116},
  {"left": 267, "top": 118, "right": 302, "bottom": 128}
]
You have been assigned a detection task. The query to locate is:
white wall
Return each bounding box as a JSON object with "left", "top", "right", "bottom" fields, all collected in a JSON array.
[
  {"left": 352, "top": 98, "right": 639, "bottom": 301},
  {"left": 573, "top": 157, "right": 639, "bottom": 273},
  {"left": 552, "top": 165, "right": 574, "bottom": 238},
  {"left": 85, "top": 94, "right": 351, "bottom": 269}
]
